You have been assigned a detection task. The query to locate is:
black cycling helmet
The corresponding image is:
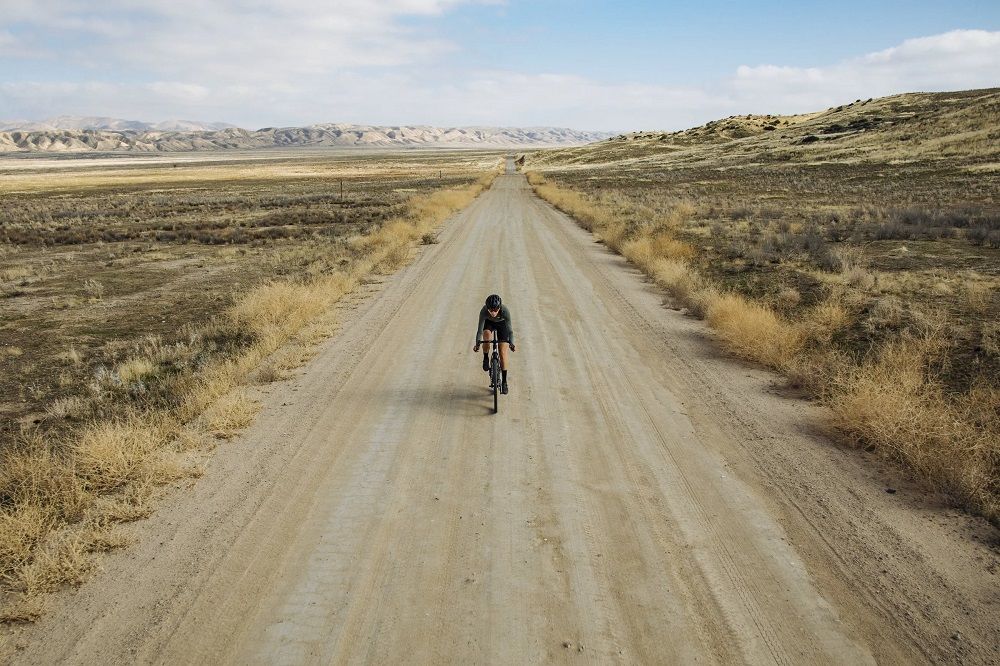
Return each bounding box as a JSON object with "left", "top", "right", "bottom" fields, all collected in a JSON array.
[{"left": 485, "top": 294, "right": 502, "bottom": 310}]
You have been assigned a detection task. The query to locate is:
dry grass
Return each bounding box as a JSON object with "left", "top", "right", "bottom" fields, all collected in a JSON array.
[
  {"left": 800, "top": 298, "right": 852, "bottom": 346},
  {"left": 116, "top": 358, "right": 156, "bottom": 384},
  {"left": 17, "top": 533, "right": 92, "bottom": 596},
  {"left": 0, "top": 441, "right": 91, "bottom": 523},
  {"left": 962, "top": 281, "right": 993, "bottom": 314},
  {"left": 45, "top": 396, "right": 85, "bottom": 421},
  {"left": 73, "top": 418, "right": 170, "bottom": 493},
  {"left": 0, "top": 505, "right": 54, "bottom": 585},
  {"left": 254, "top": 363, "right": 288, "bottom": 384},
  {"left": 205, "top": 391, "right": 259, "bottom": 439},
  {"left": 706, "top": 292, "right": 805, "bottom": 369},
  {"left": 830, "top": 335, "right": 999, "bottom": 517},
  {"left": 58, "top": 347, "right": 84, "bottom": 366}
]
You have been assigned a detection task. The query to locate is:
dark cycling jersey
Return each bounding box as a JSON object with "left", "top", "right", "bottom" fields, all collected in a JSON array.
[{"left": 476, "top": 304, "right": 514, "bottom": 345}]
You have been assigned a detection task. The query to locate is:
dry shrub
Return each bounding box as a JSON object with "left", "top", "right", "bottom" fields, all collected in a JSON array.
[
  {"left": 59, "top": 346, "right": 84, "bottom": 365},
  {"left": 651, "top": 235, "right": 696, "bottom": 261},
  {"left": 598, "top": 220, "right": 628, "bottom": 252},
  {"left": 174, "top": 427, "right": 208, "bottom": 452},
  {"left": 530, "top": 178, "right": 601, "bottom": 231},
  {"left": 0, "top": 506, "right": 54, "bottom": 585},
  {"left": 17, "top": 533, "right": 91, "bottom": 596},
  {"left": 375, "top": 239, "right": 413, "bottom": 273},
  {"left": 254, "top": 363, "right": 287, "bottom": 384},
  {"left": 230, "top": 279, "right": 335, "bottom": 341},
  {"left": 786, "top": 348, "right": 848, "bottom": 395},
  {"left": 117, "top": 357, "right": 155, "bottom": 383},
  {"left": 799, "top": 298, "right": 852, "bottom": 345},
  {"left": 0, "top": 444, "right": 90, "bottom": 523},
  {"left": 706, "top": 292, "right": 804, "bottom": 368},
  {"left": 776, "top": 287, "right": 802, "bottom": 309},
  {"left": 73, "top": 418, "right": 168, "bottom": 493},
  {"left": 220, "top": 272, "right": 356, "bottom": 390},
  {"left": 621, "top": 237, "right": 656, "bottom": 271},
  {"left": 842, "top": 265, "right": 876, "bottom": 290},
  {"left": 656, "top": 200, "right": 696, "bottom": 229},
  {"left": 93, "top": 484, "right": 155, "bottom": 524},
  {"left": 651, "top": 258, "right": 690, "bottom": 292},
  {"left": 962, "top": 281, "right": 993, "bottom": 314},
  {"left": 650, "top": 258, "right": 708, "bottom": 308},
  {"left": 0, "top": 442, "right": 88, "bottom": 586},
  {"left": 179, "top": 361, "right": 239, "bottom": 422},
  {"left": 409, "top": 187, "right": 481, "bottom": 222},
  {"left": 865, "top": 295, "right": 906, "bottom": 332},
  {"left": 622, "top": 235, "right": 696, "bottom": 273},
  {"left": 205, "top": 390, "right": 258, "bottom": 439},
  {"left": 0, "top": 266, "right": 32, "bottom": 281},
  {"left": 46, "top": 396, "right": 85, "bottom": 420},
  {"left": 829, "top": 335, "right": 999, "bottom": 520}
]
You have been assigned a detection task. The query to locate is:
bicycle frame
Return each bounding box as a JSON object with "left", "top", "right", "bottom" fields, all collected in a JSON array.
[{"left": 477, "top": 336, "right": 505, "bottom": 413}]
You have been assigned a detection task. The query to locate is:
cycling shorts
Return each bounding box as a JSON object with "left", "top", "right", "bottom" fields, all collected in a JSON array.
[{"left": 483, "top": 320, "right": 512, "bottom": 343}]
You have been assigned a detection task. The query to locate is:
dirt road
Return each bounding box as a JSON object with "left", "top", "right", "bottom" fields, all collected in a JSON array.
[{"left": 8, "top": 165, "right": 998, "bottom": 664}]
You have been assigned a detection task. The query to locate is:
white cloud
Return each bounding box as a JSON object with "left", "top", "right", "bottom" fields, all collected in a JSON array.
[
  {"left": 2, "top": 1, "right": 493, "bottom": 78},
  {"left": 1, "top": 23, "right": 998, "bottom": 130},
  {"left": 731, "top": 29, "right": 1000, "bottom": 113}
]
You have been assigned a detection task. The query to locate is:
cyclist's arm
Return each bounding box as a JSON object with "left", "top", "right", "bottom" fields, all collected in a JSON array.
[
  {"left": 503, "top": 305, "right": 514, "bottom": 345},
  {"left": 475, "top": 307, "right": 487, "bottom": 344}
]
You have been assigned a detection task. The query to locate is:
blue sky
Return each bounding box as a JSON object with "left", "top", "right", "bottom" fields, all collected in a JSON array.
[
  {"left": 435, "top": 0, "right": 1000, "bottom": 82},
  {"left": 1, "top": 0, "right": 999, "bottom": 130}
]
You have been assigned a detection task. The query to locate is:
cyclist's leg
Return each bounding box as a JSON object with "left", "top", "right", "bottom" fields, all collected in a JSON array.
[
  {"left": 482, "top": 329, "right": 494, "bottom": 370},
  {"left": 497, "top": 322, "right": 511, "bottom": 370},
  {"left": 497, "top": 323, "right": 511, "bottom": 393},
  {"left": 499, "top": 342, "right": 510, "bottom": 393}
]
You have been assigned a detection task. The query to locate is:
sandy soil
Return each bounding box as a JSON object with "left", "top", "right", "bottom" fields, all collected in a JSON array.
[{"left": 5, "top": 167, "right": 998, "bottom": 664}]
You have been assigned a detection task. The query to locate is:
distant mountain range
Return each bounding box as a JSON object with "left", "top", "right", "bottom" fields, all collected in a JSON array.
[
  {"left": 0, "top": 117, "right": 615, "bottom": 152},
  {"left": 0, "top": 116, "right": 238, "bottom": 133}
]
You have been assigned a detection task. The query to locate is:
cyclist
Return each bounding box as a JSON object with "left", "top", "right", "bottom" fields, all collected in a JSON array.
[{"left": 473, "top": 294, "right": 515, "bottom": 394}]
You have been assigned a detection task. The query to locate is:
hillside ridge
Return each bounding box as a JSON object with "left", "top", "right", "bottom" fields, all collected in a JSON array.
[{"left": 532, "top": 87, "right": 1000, "bottom": 167}]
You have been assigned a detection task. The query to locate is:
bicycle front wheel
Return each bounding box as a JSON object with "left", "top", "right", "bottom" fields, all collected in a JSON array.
[{"left": 491, "top": 357, "right": 500, "bottom": 413}]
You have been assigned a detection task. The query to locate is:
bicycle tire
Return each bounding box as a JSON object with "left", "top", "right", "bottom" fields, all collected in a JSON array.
[{"left": 491, "top": 354, "right": 500, "bottom": 413}]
